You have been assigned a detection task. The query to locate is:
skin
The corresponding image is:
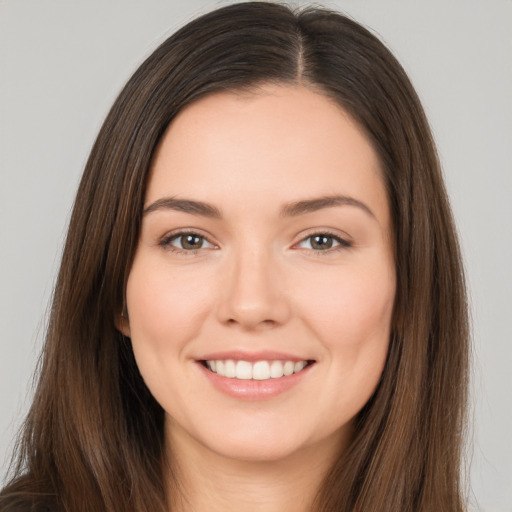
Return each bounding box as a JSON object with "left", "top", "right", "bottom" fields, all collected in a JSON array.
[{"left": 118, "top": 84, "right": 396, "bottom": 511}]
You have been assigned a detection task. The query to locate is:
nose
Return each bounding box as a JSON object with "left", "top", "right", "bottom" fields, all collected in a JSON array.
[{"left": 216, "top": 245, "right": 291, "bottom": 330}]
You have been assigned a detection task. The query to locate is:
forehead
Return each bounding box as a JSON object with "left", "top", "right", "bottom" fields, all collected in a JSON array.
[{"left": 147, "top": 85, "right": 388, "bottom": 224}]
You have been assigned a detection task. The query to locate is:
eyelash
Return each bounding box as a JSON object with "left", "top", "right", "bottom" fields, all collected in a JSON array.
[
  {"left": 159, "top": 230, "right": 215, "bottom": 255},
  {"left": 295, "top": 230, "right": 352, "bottom": 255},
  {"left": 158, "top": 230, "right": 352, "bottom": 256}
]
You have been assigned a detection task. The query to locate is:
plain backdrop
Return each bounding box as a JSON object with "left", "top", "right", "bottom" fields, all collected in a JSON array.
[{"left": 1, "top": 1, "right": 511, "bottom": 510}]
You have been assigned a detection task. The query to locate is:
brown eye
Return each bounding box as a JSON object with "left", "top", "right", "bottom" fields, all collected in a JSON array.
[
  {"left": 180, "top": 234, "right": 204, "bottom": 250},
  {"left": 297, "top": 233, "right": 351, "bottom": 252},
  {"left": 310, "top": 235, "right": 334, "bottom": 250},
  {"left": 164, "top": 232, "right": 215, "bottom": 252}
]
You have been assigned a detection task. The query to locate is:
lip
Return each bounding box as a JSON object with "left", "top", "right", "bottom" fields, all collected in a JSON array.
[
  {"left": 198, "top": 350, "right": 310, "bottom": 363},
  {"left": 196, "top": 353, "right": 315, "bottom": 400}
]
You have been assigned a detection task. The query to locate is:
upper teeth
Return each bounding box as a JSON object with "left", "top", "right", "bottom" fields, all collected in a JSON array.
[{"left": 206, "top": 360, "right": 307, "bottom": 380}]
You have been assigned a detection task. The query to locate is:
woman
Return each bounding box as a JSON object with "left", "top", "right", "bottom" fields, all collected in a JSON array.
[{"left": 0, "top": 2, "right": 469, "bottom": 511}]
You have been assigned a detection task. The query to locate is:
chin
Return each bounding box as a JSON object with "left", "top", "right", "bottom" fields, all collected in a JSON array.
[
  {"left": 167, "top": 411, "right": 351, "bottom": 465},
  {"left": 209, "top": 435, "right": 306, "bottom": 463}
]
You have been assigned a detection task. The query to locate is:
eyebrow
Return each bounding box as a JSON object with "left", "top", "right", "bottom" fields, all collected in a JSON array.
[
  {"left": 279, "top": 195, "right": 375, "bottom": 219},
  {"left": 143, "top": 194, "right": 375, "bottom": 219},
  {"left": 143, "top": 197, "right": 222, "bottom": 218}
]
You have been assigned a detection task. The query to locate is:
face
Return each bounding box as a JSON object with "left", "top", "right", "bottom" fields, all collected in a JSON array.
[{"left": 119, "top": 85, "right": 396, "bottom": 463}]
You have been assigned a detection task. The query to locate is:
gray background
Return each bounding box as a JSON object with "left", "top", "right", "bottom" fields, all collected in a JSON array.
[{"left": 1, "top": 1, "right": 511, "bottom": 510}]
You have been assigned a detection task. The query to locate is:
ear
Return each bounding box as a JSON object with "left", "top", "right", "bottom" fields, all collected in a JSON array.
[{"left": 115, "top": 311, "right": 131, "bottom": 338}]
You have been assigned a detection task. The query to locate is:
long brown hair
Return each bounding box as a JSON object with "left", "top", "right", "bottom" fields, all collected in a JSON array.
[{"left": 1, "top": 3, "right": 469, "bottom": 511}]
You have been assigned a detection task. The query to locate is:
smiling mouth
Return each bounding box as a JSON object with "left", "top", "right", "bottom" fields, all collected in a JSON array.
[{"left": 201, "top": 359, "right": 315, "bottom": 380}]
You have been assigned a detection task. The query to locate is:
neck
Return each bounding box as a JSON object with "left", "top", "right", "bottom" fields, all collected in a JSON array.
[{"left": 164, "top": 419, "right": 350, "bottom": 512}]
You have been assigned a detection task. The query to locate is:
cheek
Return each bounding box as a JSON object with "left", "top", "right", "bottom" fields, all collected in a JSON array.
[
  {"left": 294, "top": 259, "right": 395, "bottom": 357},
  {"left": 299, "top": 261, "right": 395, "bottom": 423},
  {"left": 125, "top": 259, "right": 215, "bottom": 357}
]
